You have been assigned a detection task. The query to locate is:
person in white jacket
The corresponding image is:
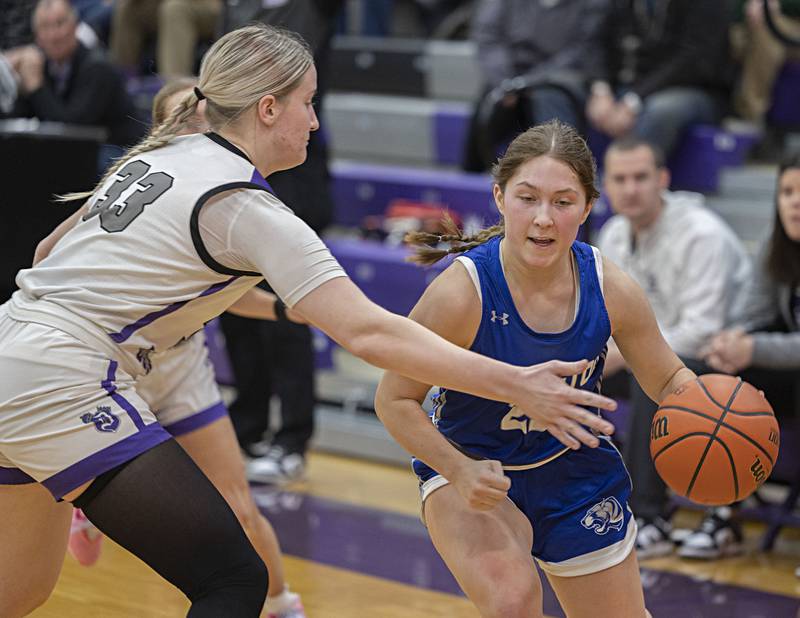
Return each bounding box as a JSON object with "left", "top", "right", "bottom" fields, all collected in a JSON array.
[{"left": 597, "top": 137, "right": 751, "bottom": 560}]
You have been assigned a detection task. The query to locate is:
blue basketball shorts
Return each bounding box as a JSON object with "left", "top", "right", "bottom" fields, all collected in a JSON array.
[{"left": 414, "top": 437, "right": 636, "bottom": 577}]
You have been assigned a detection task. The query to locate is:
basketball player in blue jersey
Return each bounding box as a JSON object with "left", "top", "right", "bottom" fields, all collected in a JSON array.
[
  {"left": 0, "top": 26, "right": 619, "bottom": 617},
  {"left": 375, "top": 121, "right": 697, "bottom": 618}
]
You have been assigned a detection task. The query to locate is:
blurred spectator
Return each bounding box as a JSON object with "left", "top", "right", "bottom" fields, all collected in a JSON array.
[
  {"left": 1, "top": 0, "right": 37, "bottom": 49},
  {"left": 72, "top": 0, "right": 115, "bottom": 46},
  {"left": 221, "top": 0, "right": 343, "bottom": 483},
  {"left": 597, "top": 137, "right": 752, "bottom": 559},
  {"left": 586, "top": 0, "right": 735, "bottom": 162},
  {"left": 462, "top": 0, "right": 610, "bottom": 171},
  {"left": 2, "top": 0, "right": 144, "bottom": 168},
  {"left": 683, "top": 154, "right": 800, "bottom": 563},
  {"left": 731, "top": 0, "right": 800, "bottom": 124},
  {"left": 109, "top": 0, "right": 221, "bottom": 78}
]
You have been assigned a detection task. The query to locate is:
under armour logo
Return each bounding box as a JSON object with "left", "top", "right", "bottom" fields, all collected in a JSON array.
[{"left": 490, "top": 310, "right": 509, "bottom": 325}]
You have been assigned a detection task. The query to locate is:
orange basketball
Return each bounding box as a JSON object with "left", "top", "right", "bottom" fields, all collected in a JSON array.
[{"left": 649, "top": 374, "right": 780, "bottom": 506}]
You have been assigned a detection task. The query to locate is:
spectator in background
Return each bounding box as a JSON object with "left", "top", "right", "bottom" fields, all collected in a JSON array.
[
  {"left": 221, "top": 0, "right": 343, "bottom": 483},
  {"left": 2, "top": 0, "right": 144, "bottom": 169},
  {"left": 731, "top": 0, "right": 800, "bottom": 126},
  {"left": 109, "top": 0, "right": 221, "bottom": 78},
  {"left": 0, "top": 0, "right": 38, "bottom": 49},
  {"left": 597, "top": 137, "right": 751, "bottom": 559},
  {"left": 685, "top": 153, "right": 800, "bottom": 562},
  {"left": 586, "top": 0, "right": 734, "bottom": 163},
  {"left": 72, "top": 0, "right": 115, "bottom": 47},
  {"left": 462, "top": 0, "right": 610, "bottom": 171}
]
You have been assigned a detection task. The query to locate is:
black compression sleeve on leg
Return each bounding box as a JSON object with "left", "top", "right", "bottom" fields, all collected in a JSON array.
[{"left": 74, "top": 439, "right": 268, "bottom": 617}]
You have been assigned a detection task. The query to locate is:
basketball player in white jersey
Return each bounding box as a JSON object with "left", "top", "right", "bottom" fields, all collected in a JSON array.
[
  {"left": 44, "top": 78, "right": 307, "bottom": 618},
  {"left": 0, "top": 24, "right": 618, "bottom": 616}
]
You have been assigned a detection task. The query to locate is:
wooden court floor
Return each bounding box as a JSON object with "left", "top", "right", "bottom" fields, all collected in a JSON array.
[{"left": 30, "top": 452, "right": 800, "bottom": 617}]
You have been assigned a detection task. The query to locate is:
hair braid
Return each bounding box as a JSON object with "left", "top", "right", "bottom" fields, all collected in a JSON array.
[
  {"left": 405, "top": 217, "right": 505, "bottom": 266},
  {"left": 58, "top": 95, "right": 201, "bottom": 204}
]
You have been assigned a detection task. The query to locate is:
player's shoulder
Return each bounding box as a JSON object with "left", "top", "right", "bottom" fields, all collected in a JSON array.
[
  {"left": 599, "top": 254, "right": 642, "bottom": 309},
  {"left": 409, "top": 257, "right": 482, "bottom": 346}
]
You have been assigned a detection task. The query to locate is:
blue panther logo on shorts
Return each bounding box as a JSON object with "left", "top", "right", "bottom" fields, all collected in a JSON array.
[
  {"left": 81, "top": 406, "right": 120, "bottom": 433},
  {"left": 580, "top": 496, "right": 625, "bottom": 535}
]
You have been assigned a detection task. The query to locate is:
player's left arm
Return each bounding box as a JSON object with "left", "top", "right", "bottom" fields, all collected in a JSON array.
[{"left": 603, "top": 256, "right": 695, "bottom": 403}]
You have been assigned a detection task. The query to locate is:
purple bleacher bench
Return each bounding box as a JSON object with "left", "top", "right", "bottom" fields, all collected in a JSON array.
[
  {"left": 768, "top": 61, "right": 800, "bottom": 127},
  {"left": 330, "top": 160, "right": 495, "bottom": 227},
  {"left": 590, "top": 124, "right": 759, "bottom": 193},
  {"left": 326, "top": 237, "right": 448, "bottom": 316}
]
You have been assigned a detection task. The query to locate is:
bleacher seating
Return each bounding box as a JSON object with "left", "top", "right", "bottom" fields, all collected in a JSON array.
[{"left": 768, "top": 61, "right": 800, "bottom": 128}]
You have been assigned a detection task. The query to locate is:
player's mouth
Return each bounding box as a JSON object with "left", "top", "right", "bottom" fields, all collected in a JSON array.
[{"left": 529, "top": 237, "right": 555, "bottom": 247}]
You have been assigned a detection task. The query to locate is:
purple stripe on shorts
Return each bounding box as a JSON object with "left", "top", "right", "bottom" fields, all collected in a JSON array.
[
  {"left": 163, "top": 401, "right": 228, "bottom": 437},
  {"left": 42, "top": 423, "right": 171, "bottom": 500},
  {"left": 0, "top": 466, "right": 36, "bottom": 485},
  {"left": 108, "top": 277, "right": 239, "bottom": 343},
  {"left": 102, "top": 361, "right": 145, "bottom": 430}
]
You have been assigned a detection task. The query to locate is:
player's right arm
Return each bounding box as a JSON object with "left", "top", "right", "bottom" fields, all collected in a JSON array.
[
  {"left": 603, "top": 256, "right": 696, "bottom": 402},
  {"left": 373, "top": 261, "right": 512, "bottom": 510}
]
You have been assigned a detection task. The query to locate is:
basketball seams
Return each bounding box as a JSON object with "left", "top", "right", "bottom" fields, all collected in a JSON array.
[
  {"left": 652, "top": 432, "right": 716, "bottom": 461},
  {"left": 695, "top": 377, "right": 730, "bottom": 411},
  {"left": 712, "top": 437, "right": 740, "bottom": 502},
  {"left": 656, "top": 405, "right": 776, "bottom": 466},
  {"left": 685, "top": 379, "right": 743, "bottom": 499}
]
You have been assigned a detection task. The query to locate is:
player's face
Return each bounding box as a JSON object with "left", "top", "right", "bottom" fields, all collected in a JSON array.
[
  {"left": 34, "top": 2, "right": 78, "bottom": 64},
  {"left": 494, "top": 155, "right": 591, "bottom": 269},
  {"left": 271, "top": 65, "right": 319, "bottom": 171},
  {"left": 603, "top": 146, "right": 669, "bottom": 229},
  {"left": 777, "top": 167, "right": 800, "bottom": 242}
]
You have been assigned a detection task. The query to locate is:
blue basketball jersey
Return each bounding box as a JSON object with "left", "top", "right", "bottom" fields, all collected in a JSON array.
[{"left": 425, "top": 236, "right": 611, "bottom": 469}]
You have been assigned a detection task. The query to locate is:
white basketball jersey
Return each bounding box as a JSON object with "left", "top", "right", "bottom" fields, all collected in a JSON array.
[{"left": 7, "top": 133, "right": 344, "bottom": 377}]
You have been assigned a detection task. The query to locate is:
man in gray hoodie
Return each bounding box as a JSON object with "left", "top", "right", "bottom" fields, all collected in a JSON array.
[{"left": 597, "top": 136, "right": 752, "bottom": 560}]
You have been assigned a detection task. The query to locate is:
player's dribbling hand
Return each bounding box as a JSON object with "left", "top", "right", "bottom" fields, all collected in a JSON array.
[
  {"left": 451, "top": 459, "right": 510, "bottom": 511},
  {"left": 516, "top": 359, "right": 617, "bottom": 450}
]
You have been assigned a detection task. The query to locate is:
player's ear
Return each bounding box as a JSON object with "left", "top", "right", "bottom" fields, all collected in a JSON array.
[
  {"left": 256, "top": 94, "right": 280, "bottom": 127},
  {"left": 493, "top": 184, "right": 505, "bottom": 216},
  {"left": 580, "top": 198, "right": 594, "bottom": 225}
]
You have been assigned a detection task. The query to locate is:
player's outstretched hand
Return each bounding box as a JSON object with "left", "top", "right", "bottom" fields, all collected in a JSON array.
[
  {"left": 451, "top": 459, "right": 510, "bottom": 511},
  {"left": 515, "top": 359, "right": 617, "bottom": 450}
]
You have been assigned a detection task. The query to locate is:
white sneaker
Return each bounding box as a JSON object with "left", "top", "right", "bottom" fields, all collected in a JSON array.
[
  {"left": 247, "top": 447, "right": 305, "bottom": 484},
  {"left": 265, "top": 588, "right": 306, "bottom": 618},
  {"left": 635, "top": 517, "right": 675, "bottom": 559},
  {"left": 677, "top": 508, "right": 743, "bottom": 559}
]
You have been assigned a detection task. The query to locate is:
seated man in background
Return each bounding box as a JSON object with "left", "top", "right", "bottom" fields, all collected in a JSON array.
[
  {"left": 597, "top": 137, "right": 752, "bottom": 559},
  {"left": 2, "top": 0, "right": 144, "bottom": 169},
  {"left": 461, "top": 0, "right": 610, "bottom": 171},
  {"left": 586, "top": 0, "right": 734, "bottom": 163}
]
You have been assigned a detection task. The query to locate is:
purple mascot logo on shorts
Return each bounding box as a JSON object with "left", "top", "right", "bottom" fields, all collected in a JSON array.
[{"left": 81, "top": 405, "right": 120, "bottom": 433}]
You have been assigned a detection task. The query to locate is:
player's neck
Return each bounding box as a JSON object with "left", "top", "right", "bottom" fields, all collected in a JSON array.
[{"left": 500, "top": 239, "right": 573, "bottom": 294}]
